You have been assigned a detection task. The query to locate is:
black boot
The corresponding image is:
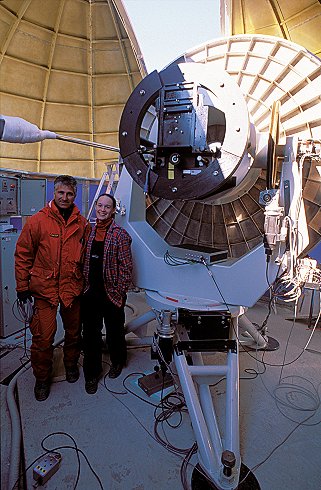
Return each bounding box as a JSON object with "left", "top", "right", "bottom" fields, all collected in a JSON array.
[
  {"left": 85, "top": 378, "right": 98, "bottom": 394},
  {"left": 65, "top": 365, "right": 80, "bottom": 383},
  {"left": 34, "top": 380, "right": 50, "bottom": 401},
  {"left": 108, "top": 364, "right": 123, "bottom": 379}
]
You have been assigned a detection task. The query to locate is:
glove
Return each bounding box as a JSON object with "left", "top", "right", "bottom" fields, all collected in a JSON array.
[
  {"left": 0, "top": 115, "right": 56, "bottom": 143},
  {"left": 17, "top": 290, "right": 33, "bottom": 304}
]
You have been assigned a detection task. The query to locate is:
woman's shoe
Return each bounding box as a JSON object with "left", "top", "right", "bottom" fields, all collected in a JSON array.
[
  {"left": 85, "top": 378, "right": 98, "bottom": 394},
  {"left": 108, "top": 364, "right": 123, "bottom": 379}
]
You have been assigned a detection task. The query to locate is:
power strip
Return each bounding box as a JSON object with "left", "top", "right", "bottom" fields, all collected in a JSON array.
[{"left": 33, "top": 452, "right": 62, "bottom": 486}]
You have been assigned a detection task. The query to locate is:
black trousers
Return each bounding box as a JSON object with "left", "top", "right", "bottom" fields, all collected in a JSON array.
[{"left": 82, "top": 291, "right": 127, "bottom": 380}]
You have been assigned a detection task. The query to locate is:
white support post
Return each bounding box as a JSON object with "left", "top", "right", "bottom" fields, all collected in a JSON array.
[
  {"left": 174, "top": 350, "right": 218, "bottom": 473},
  {"left": 238, "top": 314, "right": 268, "bottom": 348},
  {"left": 174, "top": 345, "right": 240, "bottom": 489},
  {"left": 225, "top": 318, "right": 240, "bottom": 463},
  {"left": 192, "top": 352, "right": 224, "bottom": 455}
]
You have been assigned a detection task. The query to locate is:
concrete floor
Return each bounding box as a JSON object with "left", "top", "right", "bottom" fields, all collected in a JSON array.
[{"left": 1, "top": 291, "right": 321, "bottom": 490}]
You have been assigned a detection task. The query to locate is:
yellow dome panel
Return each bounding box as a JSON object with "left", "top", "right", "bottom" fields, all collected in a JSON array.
[
  {"left": 0, "top": 0, "right": 146, "bottom": 178},
  {"left": 222, "top": 0, "right": 321, "bottom": 57}
]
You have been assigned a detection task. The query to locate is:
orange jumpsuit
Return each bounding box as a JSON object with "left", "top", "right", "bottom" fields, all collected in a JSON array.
[{"left": 15, "top": 200, "right": 90, "bottom": 381}]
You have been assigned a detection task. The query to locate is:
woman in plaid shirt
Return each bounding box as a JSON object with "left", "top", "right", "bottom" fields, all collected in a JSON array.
[{"left": 82, "top": 194, "right": 133, "bottom": 394}]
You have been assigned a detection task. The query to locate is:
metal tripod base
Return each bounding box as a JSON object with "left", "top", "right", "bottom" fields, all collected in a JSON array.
[
  {"left": 191, "top": 463, "right": 260, "bottom": 490},
  {"left": 242, "top": 336, "right": 279, "bottom": 352}
]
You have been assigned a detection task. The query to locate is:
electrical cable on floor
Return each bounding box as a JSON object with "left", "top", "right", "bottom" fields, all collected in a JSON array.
[
  {"left": 154, "top": 391, "right": 187, "bottom": 433},
  {"left": 202, "top": 265, "right": 321, "bottom": 488},
  {"left": 41, "top": 432, "right": 104, "bottom": 490},
  {"left": 180, "top": 443, "right": 198, "bottom": 490},
  {"left": 239, "top": 301, "right": 320, "bottom": 368},
  {"left": 253, "top": 343, "right": 321, "bottom": 427},
  {"left": 162, "top": 260, "right": 307, "bottom": 488},
  {"left": 100, "top": 276, "right": 318, "bottom": 488},
  {"left": 7, "top": 337, "right": 66, "bottom": 490},
  {"left": 241, "top": 362, "right": 267, "bottom": 379},
  {"left": 238, "top": 317, "right": 321, "bottom": 452},
  {"left": 237, "top": 420, "right": 303, "bottom": 486},
  {"left": 273, "top": 377, "right": 321, "bottom": 424},
  {"left": 279, "top": 300, "right": 300, "bottom": 378},
  {"left": 12, "top": 431, "right": 105, "bottom": 490},
  {"left": 99, "top": 368, "right": 168, "bottom": 448},
  {"left": 238, "top": 398, "right": 320, "bottom": 487},
  {"left": 252, "top": 301, "right": 321, "bottom": 425},
  {"left": 100, "top": 352, "right": 199, "bottom": 489},
  {"left": 152, "top": 374, "right": 198, "bottom": 489},
  {"left": 235, "top": 315, "right": 321, "bottom": 487},
  {"left": 103, "top": 371, "right": 127, "bottom": 396},
  {"left": 101, "top": 350, "right": 273, "bottom": 489}
]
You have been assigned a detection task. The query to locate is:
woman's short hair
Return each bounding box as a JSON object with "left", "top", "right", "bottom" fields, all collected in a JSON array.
[{"left": 95, "top": 193, "right": 116, "bottom": 208}]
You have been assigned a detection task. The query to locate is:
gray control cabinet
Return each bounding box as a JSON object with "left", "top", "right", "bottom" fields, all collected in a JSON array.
[
  {"left": 0, "top": 232, "right": 22, "bottom": 337},
  {"left": 20, "top": 178, "right": 46, "bottom": 215},
  {"left": 0, "top": 176, "right": 18, "bottom": 216}
]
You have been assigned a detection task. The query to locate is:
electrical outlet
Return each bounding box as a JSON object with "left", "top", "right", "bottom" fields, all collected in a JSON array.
[{"left": 33, "top": 453, "right": 62, "bottom": 485}]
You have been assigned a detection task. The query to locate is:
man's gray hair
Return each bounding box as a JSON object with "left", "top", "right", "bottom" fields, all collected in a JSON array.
[{"left": 54, "top": 175, "right": 77, "bottom": 196}]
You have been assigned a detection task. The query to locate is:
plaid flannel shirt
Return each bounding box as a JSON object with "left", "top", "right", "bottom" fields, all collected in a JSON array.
[{"left": 83, "top": 220, "right": 133, "bottom": 307}]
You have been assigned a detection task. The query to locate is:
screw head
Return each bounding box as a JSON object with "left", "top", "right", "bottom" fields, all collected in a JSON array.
[
  {"left": 139, "top": 89, "right": 146, "bottom": 96},
  {"left": 122, "top": 131, "right": 128, "bottom": 137},
  {"left": 213, "top": 170, "right": 219, "bottom": 176},
  {"left": 172, "top": 187, "right": 178, "bottom": 193}
]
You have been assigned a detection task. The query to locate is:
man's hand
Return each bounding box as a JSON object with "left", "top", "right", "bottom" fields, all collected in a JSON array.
[{"left": 17, "top": 290, "right": 33, "bottom": 304}]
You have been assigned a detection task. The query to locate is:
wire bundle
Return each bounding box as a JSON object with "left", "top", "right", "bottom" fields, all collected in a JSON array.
[
  {"left": 297, "top": 259, "right": 321, "bottom": 286},
  {"left": 153, "top": 390, "right": 198, "bottom": 490},
  {"left": 272, "top": 260, "right": 321, "bottom": 304},
  {"left": 163, "top": 250, "right": 191, "bottom": 266},
  {"left": 272, "top": 272, "right": 303, "bottom": 302},
  {"left": 15, "top": 299, "right": 34, "bottom": 324}
]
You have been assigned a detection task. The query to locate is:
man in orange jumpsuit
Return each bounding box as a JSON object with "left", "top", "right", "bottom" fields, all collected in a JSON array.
[{"left": 15, "top": 175, "right": 90, "bottom": 401}]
